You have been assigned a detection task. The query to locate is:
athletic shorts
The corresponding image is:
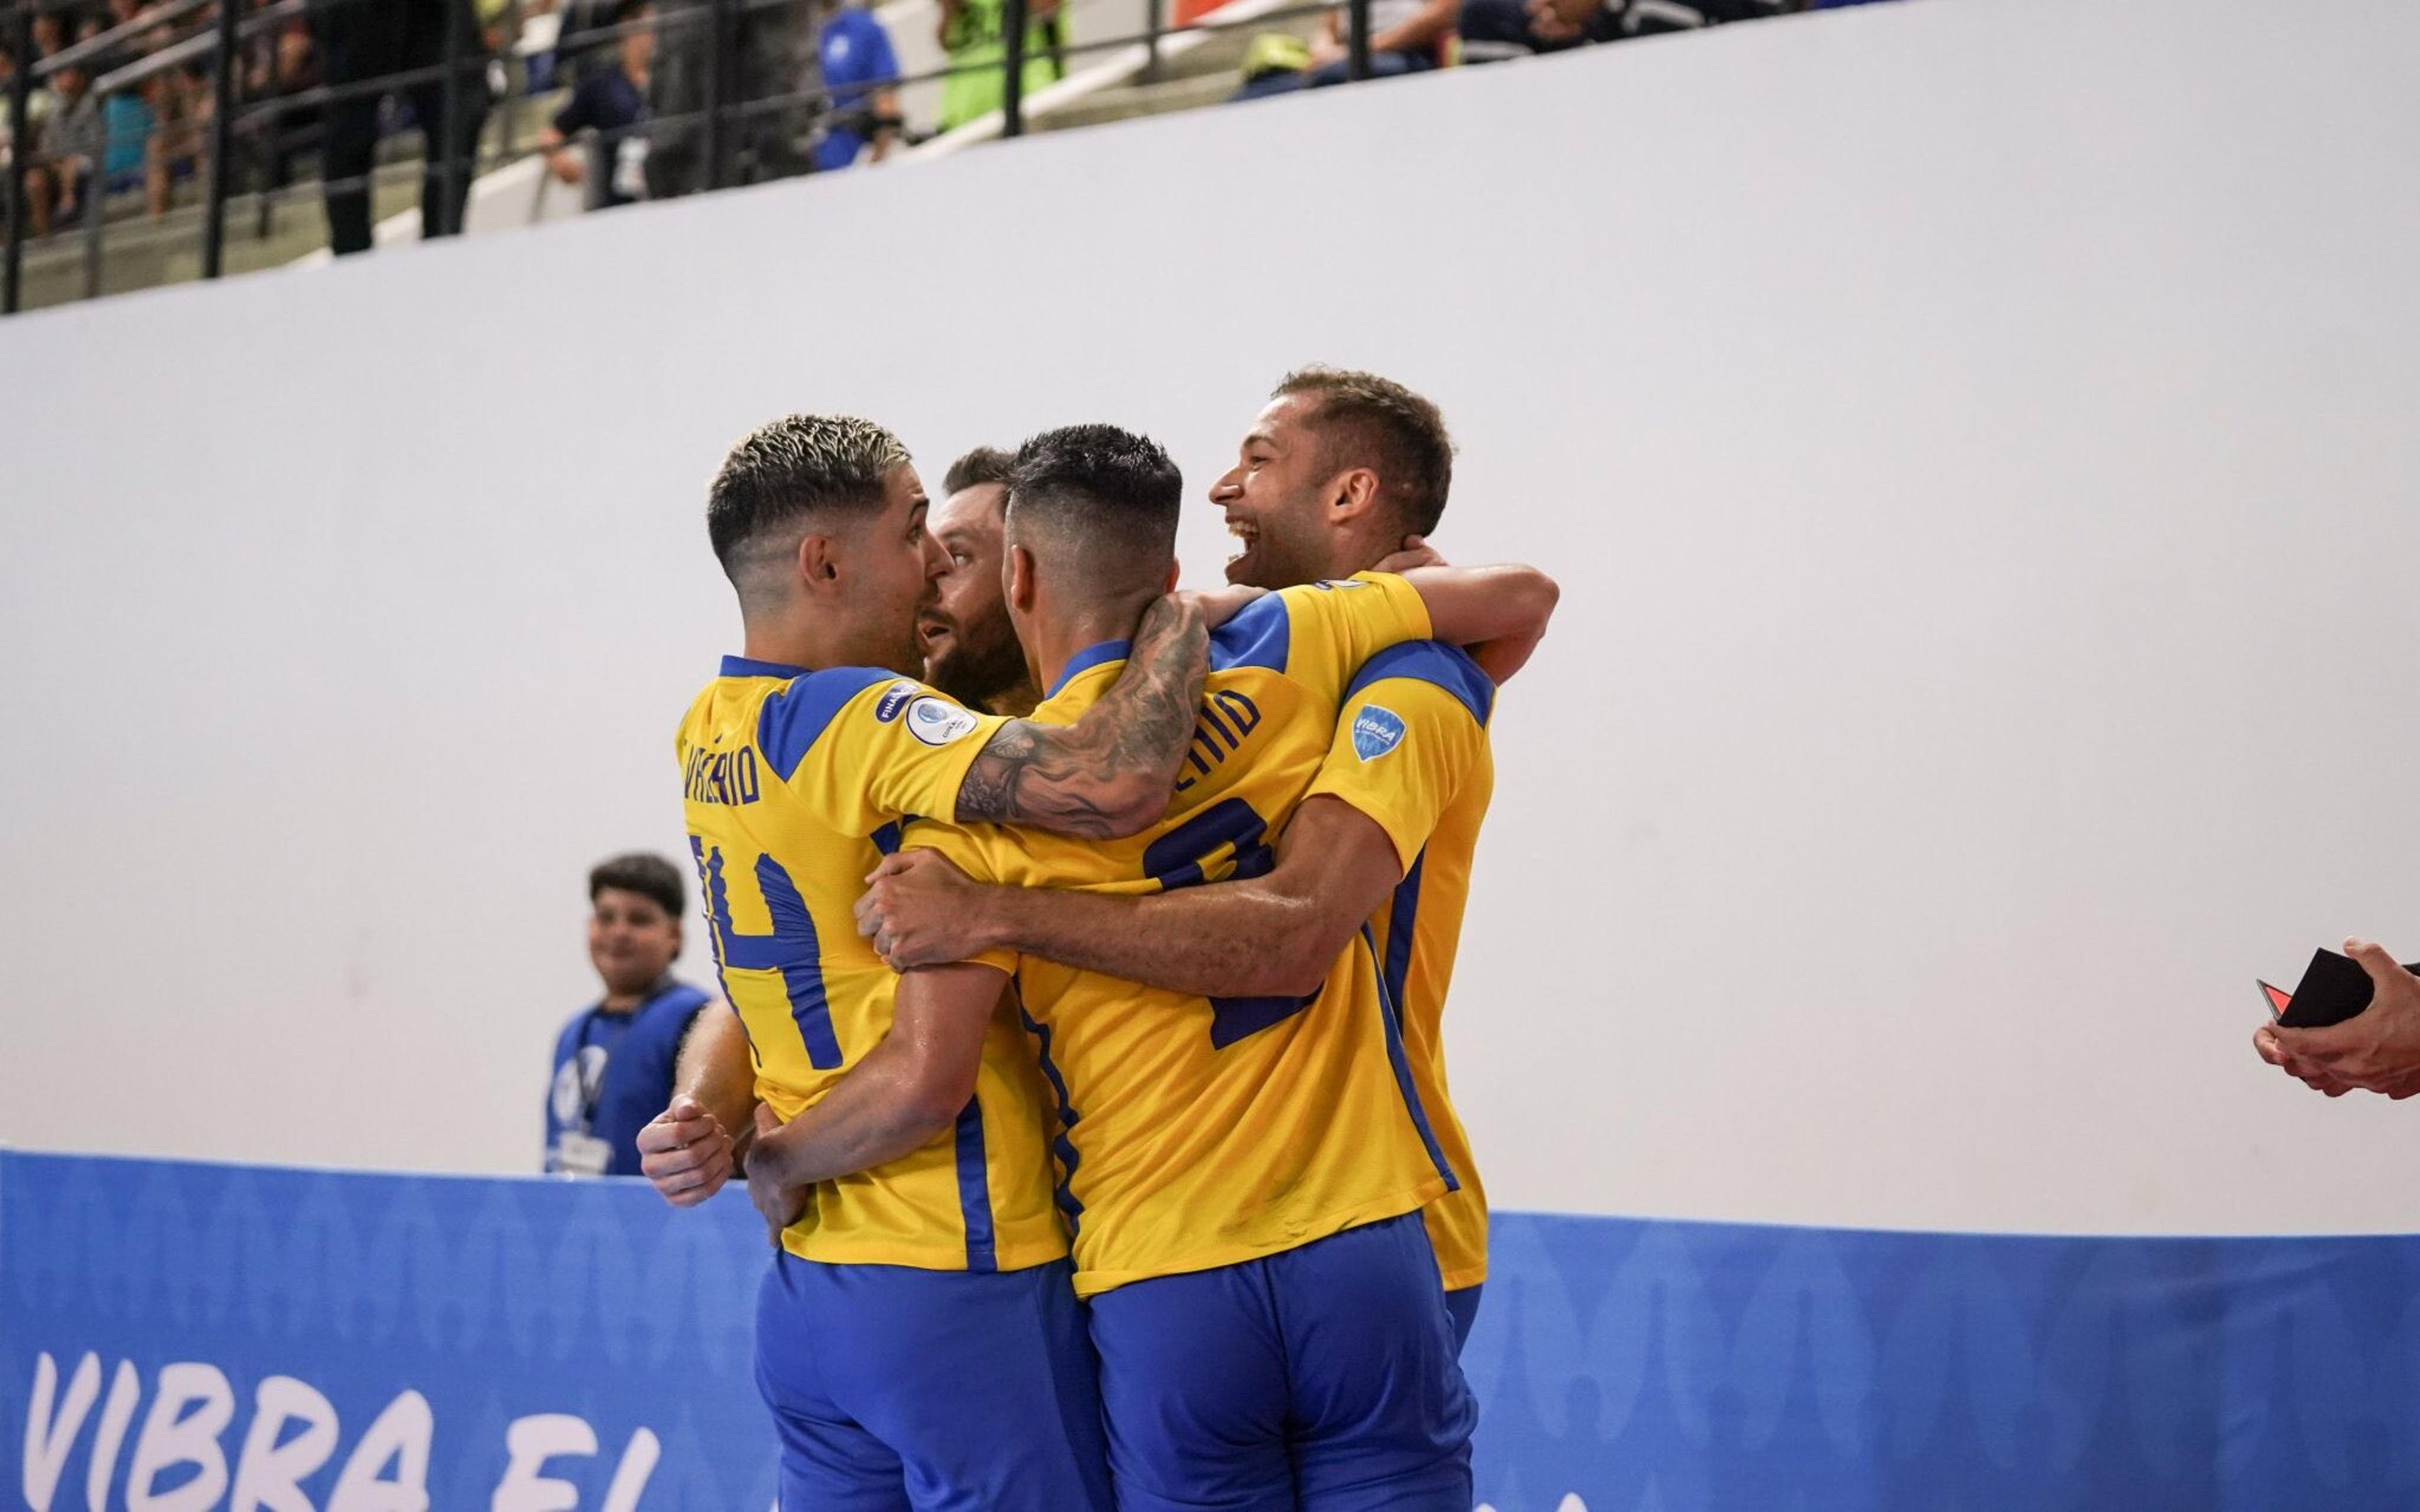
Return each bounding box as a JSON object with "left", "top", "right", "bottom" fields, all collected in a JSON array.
[
  {"left": 1086, "top": 1211, "right": 1475, "bottom": 1510},
  {"left": 754, "top": 1253, "right": 1113, "bottom": 1511}
]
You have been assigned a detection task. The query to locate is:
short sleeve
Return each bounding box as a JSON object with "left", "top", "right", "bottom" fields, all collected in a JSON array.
[
  {"left": 899, "top": 821, "right": 1021, "bottom": 976},
  {"left": 769, "top": 672, "right": 1008, "bottom": 824},
  {"left": 1272, "top": 571, "right": 1434, "bottom": 706},
  {"left": 1304, "top": 643, "right": 1492, "bottom": 873}
]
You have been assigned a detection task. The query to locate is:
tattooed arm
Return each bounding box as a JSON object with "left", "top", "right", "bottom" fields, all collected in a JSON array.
[{"left": 952, "top": 593, "right": 1209, "bottom": 839}]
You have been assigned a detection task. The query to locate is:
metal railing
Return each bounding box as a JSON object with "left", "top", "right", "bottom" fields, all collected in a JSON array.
[{"left": 0, "top": 0, "right": 1369, "bottom": 314}]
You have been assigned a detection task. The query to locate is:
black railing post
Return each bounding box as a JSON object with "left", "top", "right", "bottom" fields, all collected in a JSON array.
[
  {"left": 1347, "top": 0, "right": 1370, "bottom": 79},
  {"left": 1142, "top": 0, "right": 1163, "bottom": 83},
  {"left": 200, "top": 0, "right": 238, "bottom": 277},
  {"left": 701, "top": 0, "right": 729, "bottom": 190},
  {"left": 1001, "top": 0, "right": 1026, "bottom": 138},
  {"left": 437, "top": 0, "right": 466, "bottom": 235},
  {"left": 4, "top": 0, "right": 33, "bottom": 314},
  {"left": 78, "top": 128, "right": 101, "bottom": 299}
]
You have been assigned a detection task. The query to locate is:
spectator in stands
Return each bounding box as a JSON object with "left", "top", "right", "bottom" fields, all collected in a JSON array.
[
  {"left": 540, "top": 0, "right": 653, "bottom": 209},
  {"left": 140, "top": 66, "right": 210, "bottom": 221},
  {"left": 1231, "top": 0, "right": 1456, "bottom": 101},
  {"left": 0, "top": 43, "right": 18, "bottom": 180},
  {"left": 30, "top": 10, "right": 66, "bottom": 64},
  {"left": 812, "top": 0, "right": 901, "bottom": 169},
  {"left": 920, "top": 445, "right": 1040, "bottom": 714},
  {"left": 241, "top": 0, "right": 322, "bottom": 202},
  {"left": 645, "top": 0, "right": 809, "bottom": 197},
  {"left": 546, "top": 854, "right": 714, "bottom": 1177},
  {"left": 936, "top": 0, "right": 1062, "bottom": 132},
  {"left": 2256, "top": 939, "right": 2420, "bottom": 1100},
  {"left": 312, "top": 0, "right": 493, "bottom": 256},
  {"left": 25, "top": 57, "right": 105, "bottom": 238}
]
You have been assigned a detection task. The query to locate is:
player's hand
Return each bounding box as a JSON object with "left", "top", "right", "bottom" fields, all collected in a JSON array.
[
  {"left": 1373, "top": 536, "right": 1449, "bottom": 574},
  {"left": 2268, "top": 939, "right": 2420, "bottom": 1098},
  {"left": 2254, "top": 1024, "right": 2353, "bottom": 1096},
  {"left": 1182, "top": 584, "right": 1268, "bottom": 631},
  {"left": 637, "top": 1096, "right": 735, "bottom": 1206},
  {"left": 747, "top": 1103, "right": 807, "bottom": 1244},
  {"left": 857, "top": 849, "right": 991, "bottom": 970}
]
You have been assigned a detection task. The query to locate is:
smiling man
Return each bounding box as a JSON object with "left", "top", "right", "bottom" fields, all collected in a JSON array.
[{"left": 544, "top": 853, "right": 712, "bottom": 1177}]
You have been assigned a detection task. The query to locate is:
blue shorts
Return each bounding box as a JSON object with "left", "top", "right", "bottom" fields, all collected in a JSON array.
[
  {"left": 755, "top": 1254, "right": 1113, "bottom": 1511},
  {"left": 1086, "top": 1211, "right": 1475, "bottom": 1511},
  {"left": 1445, "top": 1284, "right": 1482, "bottom": 1354}
]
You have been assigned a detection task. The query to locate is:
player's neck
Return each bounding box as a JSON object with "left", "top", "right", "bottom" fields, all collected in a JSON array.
[
  {"left": 1025, "top": 600, "right": 1151, "bottom": 697},
  {"left": 740, "top": 608, "right": 887, "bottom": 677},
  {"left": 1322, "top": 530, "right": 1393, "bottom": 583}
]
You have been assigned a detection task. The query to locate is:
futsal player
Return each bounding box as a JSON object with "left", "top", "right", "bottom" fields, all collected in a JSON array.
[
  {"left": 650, "top": 414, "right": 1216, "bottom": 1511},
  {"left": 746, "top": 423, "right": 1559, "bottom": 1509},
  {"left": 856, "top": 369, "right": 1518, "bottom": 1350},
  {"left": 920, "top": 445, "right": 1040, "bottom": 716}
]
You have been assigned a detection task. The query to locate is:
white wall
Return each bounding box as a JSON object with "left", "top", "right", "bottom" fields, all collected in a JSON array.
[{"left": 3, "top": 0, "right": 2416, "bottom": 1236}]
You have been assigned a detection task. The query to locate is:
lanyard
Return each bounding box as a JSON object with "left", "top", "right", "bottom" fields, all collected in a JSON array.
[{"left": 565, "top": 977, "right": 673, "bottom": 1134}]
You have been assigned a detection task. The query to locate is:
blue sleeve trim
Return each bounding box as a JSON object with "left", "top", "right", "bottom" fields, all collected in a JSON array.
[
  {"left": 756, "top": 667, "right": 898, "bottom": 781},
  {"left": 1207, "top": 593, "right": 1291, "bottom": 673},
  {"left": 1342, "top": 641, "right": 1495, "bottom": 727}
]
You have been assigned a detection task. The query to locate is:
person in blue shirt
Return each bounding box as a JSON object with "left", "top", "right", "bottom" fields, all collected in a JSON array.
[
  {"left": 814, "top": 2, "right": 902, "bottom": 173},
  {"left": 546, "top": 853, "right": 712, "bottom": 1176}
]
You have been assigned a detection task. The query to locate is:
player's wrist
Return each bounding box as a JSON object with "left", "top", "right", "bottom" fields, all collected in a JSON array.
[{"left": 974, "top": 884, "right": 1027, "bottom": 953}]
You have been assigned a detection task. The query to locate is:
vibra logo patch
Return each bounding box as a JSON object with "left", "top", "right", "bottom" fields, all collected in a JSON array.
[{"left": 1352, "top": 706, "right": 1406, "bottom": 762}]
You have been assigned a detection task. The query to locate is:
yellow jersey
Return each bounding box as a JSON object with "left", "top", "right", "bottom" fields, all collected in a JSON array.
[
  {"left": 1303, "top": 642, "right": 1496, "bottom": 1292},
  {"left": 676, "top": 657, "right": 1067, "bottom": 1274},
  {"left": 909, "top": 574, "right": 1462, "bottom": 1297}
]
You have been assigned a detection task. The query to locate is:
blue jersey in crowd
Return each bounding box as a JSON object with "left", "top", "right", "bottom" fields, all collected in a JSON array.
[
  {"left": 816, "top": 7, "right": 900, "bottom": 171},
  {"left": 545, "top": 978, "right": 712, "bottom": 1176}
]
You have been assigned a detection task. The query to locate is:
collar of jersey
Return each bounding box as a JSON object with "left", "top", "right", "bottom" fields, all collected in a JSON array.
[
  {"left": 721, "top": 653, "right": 814, "bottom": 680},
  {"left": 1047, "top": 639, "right": 1131, "bottom": 699}
]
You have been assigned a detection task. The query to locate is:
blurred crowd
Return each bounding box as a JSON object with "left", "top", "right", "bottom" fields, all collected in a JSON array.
[
  {"left": 2, "top": 0, "right": 1895, "bottom": 256},
  {"left": 1235, "top": 0, "right": 1893, "bottom": 99},
  {"left": 0, "top": 0, "right": 317, "bottom": 234}
]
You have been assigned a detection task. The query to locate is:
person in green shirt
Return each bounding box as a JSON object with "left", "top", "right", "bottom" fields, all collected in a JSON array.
[{"left": 937, "top": 0, "right": 1064, "bottom": 130}]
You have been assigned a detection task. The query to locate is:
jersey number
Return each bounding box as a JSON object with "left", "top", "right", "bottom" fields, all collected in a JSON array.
[
  {"left": 689, "top": 837, "right": 845, "bottom": 1068},
  {"left": 1142, "top": 798, "right": 1320, "bottom": 1050}
]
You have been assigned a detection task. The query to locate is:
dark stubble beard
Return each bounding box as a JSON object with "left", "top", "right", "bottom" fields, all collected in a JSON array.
[{"left": 928, "top": 627, "right": 1032, "bottom": 711}]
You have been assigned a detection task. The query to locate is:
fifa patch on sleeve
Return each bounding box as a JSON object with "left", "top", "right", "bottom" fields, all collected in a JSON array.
[
  {"left": 1352, "top": 706, "right": 1407, "bottom": 762},
  {"left": 875, "top": 680, "right": 920, "bottom": 723},
  {"left": 907, "top": 697, "right": 982, "bottom": 747}
]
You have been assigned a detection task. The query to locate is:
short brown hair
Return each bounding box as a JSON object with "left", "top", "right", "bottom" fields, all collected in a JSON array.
[
  {"left": 1273, "top": 367, "right": 1455, "bottom": 538},
  {"left": 943, "top": 445, "right": 1017, "bottom": 496},
  {"left": 588, "top": 853, "right": 686, "bottom": 921}
]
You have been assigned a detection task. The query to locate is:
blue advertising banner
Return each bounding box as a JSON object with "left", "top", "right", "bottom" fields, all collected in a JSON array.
[{"left": 3, "top": 1151, "right": 2414, "bottom": 1510}]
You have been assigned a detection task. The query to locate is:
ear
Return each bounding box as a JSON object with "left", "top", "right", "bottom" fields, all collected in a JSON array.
[
  {"left": 1161, "top": 560, "right": 1180, "bottom": 594},
  {"left": 1007, "top": 544, "right": 1039, "bottom": 613},
  {"left": 796, "top": 531, "right": 840, "bottom": 592},
  {"left": 1328, "top": 468, "right": 1385, "bottom": 527}
]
